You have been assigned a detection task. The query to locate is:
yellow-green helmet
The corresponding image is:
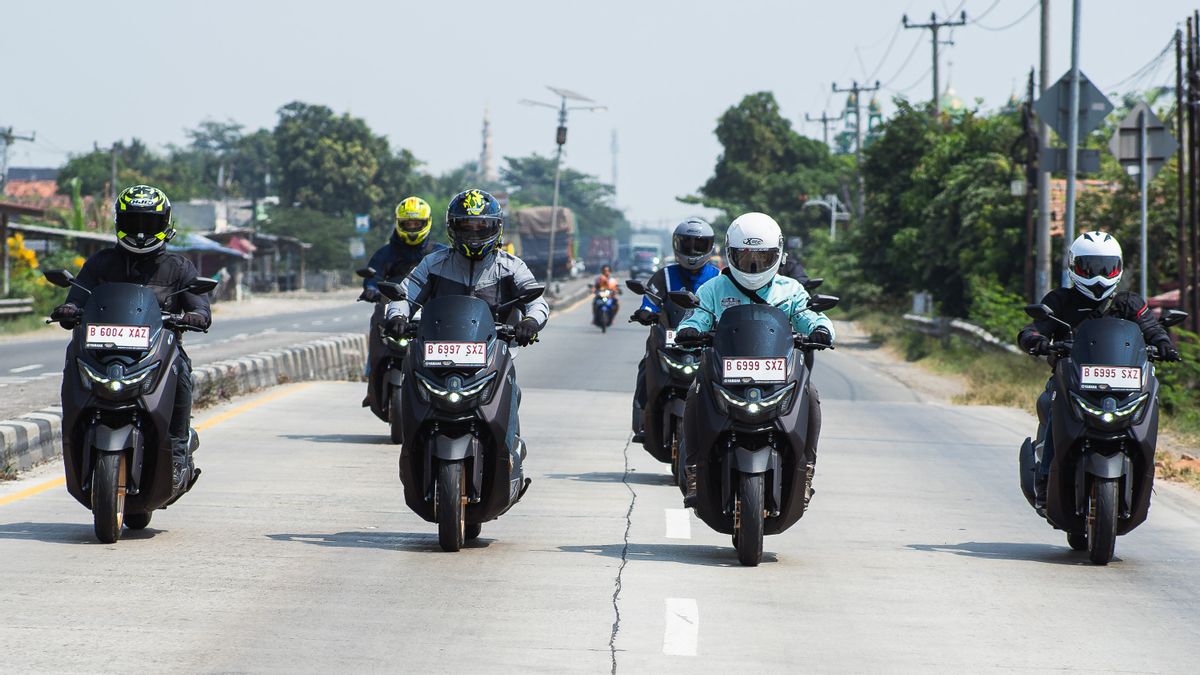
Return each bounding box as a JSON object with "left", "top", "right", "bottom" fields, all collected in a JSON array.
[
  {"left": 115, "top": 185, "right": 174, "bottom": 255},
  {"left": 394, "top": 196, "right": 432, "bottom": 245}
]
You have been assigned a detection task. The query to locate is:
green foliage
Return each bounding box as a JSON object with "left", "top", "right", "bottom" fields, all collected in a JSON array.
[
  {"left": 966, "top": 275, "right": 1029, "bottom": 342},
  {"left": 1156, "top": 330, "right": 1200, "bottom": 429},
  {"left": 500, "top": 154, "right": 629, "bottom": 238},
  {"left": 803, "top": 229, "right": 882, "bottom": 312},
  {"left": 260, "top": 207, "right": 352, "bottom": 271}
]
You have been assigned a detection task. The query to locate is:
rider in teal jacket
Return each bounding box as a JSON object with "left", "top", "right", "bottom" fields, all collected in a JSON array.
[{"left": 676, "top": 271, "right": 835, "bottom": 338}]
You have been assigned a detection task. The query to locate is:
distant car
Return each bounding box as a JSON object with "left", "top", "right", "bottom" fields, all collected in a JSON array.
[{"left": 630, "top": 250, "right": 661, "bottom": 279}]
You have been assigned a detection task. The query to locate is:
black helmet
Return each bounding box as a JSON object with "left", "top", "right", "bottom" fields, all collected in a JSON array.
[
  {"left": 447, "top": 189, "right": 503, "bottom": 260},
  {"left": 115, "top": 184, "right": 174, "bottom": 255}
]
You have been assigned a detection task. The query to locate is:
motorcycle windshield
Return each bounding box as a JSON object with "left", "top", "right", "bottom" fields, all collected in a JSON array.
[
  {"left": 416, "top": 295, "right": 496, "bottom": 342},
  {"left": 661, "top": 298, "right": 689, "bottom": 329},
  {"left": 81, "top": 283, "right": 163, "bottom": 333},
  {"left": 1071, "top": 317, "right": 1147, "bottom": 368},
  {"left": 712, "top": 304, "right": 792, "bottom": 358}
]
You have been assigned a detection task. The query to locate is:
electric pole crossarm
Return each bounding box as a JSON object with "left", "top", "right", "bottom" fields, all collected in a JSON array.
[{"left": 903, "top": 10, "right": 969, "bottom": 115}]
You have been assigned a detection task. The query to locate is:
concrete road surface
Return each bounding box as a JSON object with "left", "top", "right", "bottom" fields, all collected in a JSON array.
[{"left": 2, "top": 298, "right": 1200, "bottom": 673}]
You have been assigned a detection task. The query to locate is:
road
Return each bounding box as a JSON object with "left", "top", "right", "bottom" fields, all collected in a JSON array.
[{"left": 2, "top": 298, "right": 1200, "bottom": 673}]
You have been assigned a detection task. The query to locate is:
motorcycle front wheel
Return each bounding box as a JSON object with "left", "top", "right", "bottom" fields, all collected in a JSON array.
[
  {"left": 92, "top": 452, "right": 126, "bottom": 544},
  {"left": 735, "top": 472, "right": 765, "bottom": 567},
  {"left": 1087, "top": 477, "right": 1118, "bottom": 565},
  {"left": 388, "top": 384, "right": 403, "bottom": 445},
  {"left": 436, "top": 460, "right": 465, "bottom": 552}
]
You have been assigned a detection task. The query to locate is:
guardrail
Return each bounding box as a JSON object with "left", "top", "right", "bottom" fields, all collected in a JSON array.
[
  {"left": 902, "top": 313, "right": 1024, "bottom": 356},
  {"left": 0, "top": 298, "right": 34, "bottom": 318}
]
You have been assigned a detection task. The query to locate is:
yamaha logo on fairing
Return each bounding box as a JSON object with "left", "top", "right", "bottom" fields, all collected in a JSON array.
[{"left": 743, "top": 237, "right": 763, "bottom": 246}]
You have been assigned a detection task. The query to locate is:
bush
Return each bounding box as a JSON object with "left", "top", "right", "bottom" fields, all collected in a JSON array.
[{"left": 966, "top": 275, "right": 1028, "bottom": 342}]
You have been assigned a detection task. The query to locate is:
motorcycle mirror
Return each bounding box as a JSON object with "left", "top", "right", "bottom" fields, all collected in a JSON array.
[
  {"left": 802, "top": 277, "right": 824, "bottom": 291},
  {"left": 43, "top": 268, "right": 75, "bottom": 288},
  {"left": 518, "top": 285, "right": 546, "bottom": 304},
  {"left": 1023, "top": 303, "right": 1053, "bottom": 321},
  {"left": 625, "top": 279, "right": 646, "bottom": 295},
  {"left": 377, "top": 282, "right": 404, "bottom": 302},
  {"left": 1161, "top": 309, "right": 1189, "bottom": 328},
  {"left": 668, "top": 290, "right": 700, "bottom": 309},
  {"left": 188, "top": 277, "right": 219, "bottom": 295},
  {"left": 355, "top": 266, "right": 376, "bottom": 279},
  {"left": 807, "top": 294, "right": 839, "bottom": 313}
]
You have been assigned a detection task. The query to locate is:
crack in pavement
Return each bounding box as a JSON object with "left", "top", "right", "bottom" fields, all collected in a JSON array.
[{"left": 608, "top": 434, "right": 636, "bottom": 675}]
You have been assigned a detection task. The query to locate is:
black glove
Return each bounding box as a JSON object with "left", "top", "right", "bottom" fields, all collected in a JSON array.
[
  {"left": 359, "top": 288, "right": 381, "bottom": 303},
  {"left": 514, "top": 318, "right": 540, "bottom": 346},
  {"left": 180, "top": 312, "right": 209, "bottom": 330},
  {"left": 51, "top": 303, "right": 81, "bottom": 322},
  {"left": 675, "top": 327, "right": 701, "bottom": 345},
  {"left": 808, "top": 327, "right": 833, "bottom": 346},
  {"left": 630, "top": 308, "right": 657, "bottom": 325},
  {"left": 385, "top": 315, "right": 408, "bottom": 337},
  {"left": 1023, "top": 334, "right": 1050, "bottom": 356},
  {"left": 1156, "top": 340, "right": 1181, "bottom": 362}
]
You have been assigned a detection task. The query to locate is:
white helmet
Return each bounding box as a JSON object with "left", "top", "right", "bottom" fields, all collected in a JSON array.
[
  {"left": 725, "top": 212, "right": 783, "bottom": 291},
  {"left": 1068, "top": 231, "right": 1123, "bottom": 301},
  {"left": 672, "top": 217, "right": 715, "bottom": 270}
]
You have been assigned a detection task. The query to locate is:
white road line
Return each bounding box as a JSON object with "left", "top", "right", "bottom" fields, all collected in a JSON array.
[
  {"left": 9, "top": 364, "right": 43, "bottom": 374},
  {"left": 663, "top": 598, "right": 699, "bottom": 656},
  {"left": 665, "top": 508, "right": 691, "bottom": 539}
]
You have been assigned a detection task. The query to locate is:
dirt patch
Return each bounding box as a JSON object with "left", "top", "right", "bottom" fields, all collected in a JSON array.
[{"left": 838, "top": 321, "right": 967, "bottom": 403}]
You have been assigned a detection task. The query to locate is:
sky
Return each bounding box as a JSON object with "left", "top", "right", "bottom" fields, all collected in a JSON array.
[{"left": 2, "top": 0, "right": 1193, "bottom": 228}]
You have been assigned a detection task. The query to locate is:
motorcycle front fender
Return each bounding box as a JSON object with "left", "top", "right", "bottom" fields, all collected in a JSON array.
[
  {"left": 82, "top": 423, "right": 140, "bottom": 495},
  {"left": 428, "top": 434, "right": 483, "bottom": 502},
  {"left": 385, "top": 367, "right": 404, "bottom": 388},
  {"left": 1083, "top": 451, "right": 1128, "bottom": 479},
  {"left": 732, "top": 445, "right": 775, "bottom": 474}
]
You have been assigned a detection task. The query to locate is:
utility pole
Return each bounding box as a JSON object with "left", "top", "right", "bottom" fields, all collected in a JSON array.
[
  {"left": 1176, "top": 27, "right": 1188, "bottom": 327},
  {"left": 1191, "top": 12, "right": 1200, "bottom": 328},
  {"left": 831, "top": 80, "right": 879, "bottom": 223},
  {"left": 520, "top": 87, "right": 605, "bottom": 294},
  {"left": 805, "top": 111, "right": 844, "bottom": 147},
  {"left": 611, "top": 129, "right": 618, "bottom": 200},
  {"left": 1061, "top": 0, "right": 1083, "bottom": 287},
  {"left": 903, "top": 10, "right": 968, "bottom": 116},
  {"left": 0, "top": 127, "right": 36, "bottom": 192},
  {"left": 1035, "top": 0, "right": 1052, "bottom": 299},
  {"left": 1023, "top": 69, "right": 1038, "bottom": 301}
]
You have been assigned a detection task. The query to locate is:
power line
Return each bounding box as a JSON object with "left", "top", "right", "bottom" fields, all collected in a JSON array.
[
  {"left": 903, "top": 10, "right": 970, "bottom": 115},
  {"left": 1104, "top": 35, "right": 1174, "bottom": 92},
  {"left": 971, "top": 0, "right": 1002, "bottom": 23},
  {"left": 831, "top": 79, "right": 880, "bottom": 222},
  {"left": 974, "top": 0, "right": 1038, "bottom": 32},
  {"left": 887, "top": 64, "right": 935, "bottom": 95},
  {"left": 880, "top": 32, "right": 927, "bottom": 88}
]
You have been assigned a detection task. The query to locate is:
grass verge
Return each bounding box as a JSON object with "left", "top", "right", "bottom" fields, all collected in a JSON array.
[{"left": 0, "top": 315, "right": 50, "bottom": 336}]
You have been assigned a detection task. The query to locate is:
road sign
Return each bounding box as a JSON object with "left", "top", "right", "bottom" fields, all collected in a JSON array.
[
  {"left": 1033, "top": 71, "right": 1114, "bottom": 142},
  {"left": 354, "top": 214, "right": 370, "bottom": 233},
  {"left": 1040, "top": 148, "right": 1101, "bottom": 174},
  {"left": 1109, "top": 102, "right": 1177, "bottom": 182}
]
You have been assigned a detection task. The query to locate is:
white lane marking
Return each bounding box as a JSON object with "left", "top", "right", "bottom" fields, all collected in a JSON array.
[
  {"left": 665, "top": 508, "right": 691, "bottom": 539},
  {"left": 9, "top": 364, "right": 43, "bottom": 374},
  {"left": 663, "top": 598, "right": 699, "bottom": 656}
]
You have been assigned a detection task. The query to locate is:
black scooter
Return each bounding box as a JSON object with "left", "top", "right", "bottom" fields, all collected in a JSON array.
[
  {"left": 356, "top": 266, "right": 410, "bottom": 443},
  {"left": 45, "top": 269, "right": 216, "bottom": 543},
  {"left": 378, "top": 282, "right": 543, "bottom": 552},
  {"left": 1018, "top": 304, "right": 1186, "bottom": 564},
  {"left": 625, "top": 279, "right": 700, "bottom": 484},
  {"left": 672, "top": 289, "right": 838, "bottom": 566}
]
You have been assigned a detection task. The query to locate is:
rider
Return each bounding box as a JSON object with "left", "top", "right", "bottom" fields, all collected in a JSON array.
[
  {"left": 629, "top": 217, "right": 721, "bottom": 442},
  {"left": 50, "top": 185, "right": 211, "bottom": 491},
  {"left": 675, "top": 212, "right": 834, "bottom": 507},
  {"left": 1017, "top": 231, "right": 1178, "bottom": 512},
  {"left": 594, "top": 264, "right": 621, "bottom": 314},
  {"left": 360, "top": 196, "right": 445, "bottom": 409},
  {"left": 779, "top": 236, "right": 809, "bottom": 284}
]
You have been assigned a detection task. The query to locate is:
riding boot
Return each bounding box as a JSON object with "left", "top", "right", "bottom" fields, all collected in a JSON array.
[{"left": 683, "top": 463, "right": 698, "bottom": 508}]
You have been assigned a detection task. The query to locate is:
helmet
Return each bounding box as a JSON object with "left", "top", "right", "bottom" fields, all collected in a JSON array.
[
  {"left": 446, "top": 189, "right": 504, "bottom": 260},
  {"left": 672, "top": 217, "right": 715, "bottom": 270},
  {"left": 725, "top": 212, "right": 783, "bottom": 291},
  {"left": 394, "top": 196, "right": 432, "bottom": 245},
  {"left": 114, "top": 185, "right": 173, "bottom": 255},
  {"left": 1068, "top": 231, "right": 1123, "bottom": 301}
]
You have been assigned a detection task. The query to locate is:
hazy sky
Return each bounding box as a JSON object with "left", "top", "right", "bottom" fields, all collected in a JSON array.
[{"left": 3, "top": 1, "right": 1193, "bottom": 226}]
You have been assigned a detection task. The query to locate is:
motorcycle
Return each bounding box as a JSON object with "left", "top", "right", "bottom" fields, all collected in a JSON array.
[
  {"left": 625, "top": 279, "right": 699, "bottom": 484},
  {"left": 1018, "top": 304, "right": 1186, "bottom": 564},
  {"left": 356, "top": 266, "right": 411, "bottom": 444},
  {"left": 377, "top": 282, "right": 543, "bottom": 552},
  {"left": 671, "top": 289, "right": 838, "bottom": 566},
  {"left": 593, "top": 287, "right": 617, "bottom": 332},
  {"left": 44, "top": 268, "right": 217, "bottom": 543}
]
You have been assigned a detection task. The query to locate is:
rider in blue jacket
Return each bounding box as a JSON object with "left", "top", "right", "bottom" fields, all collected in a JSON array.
[{"left": 630, "top": 218, "right": 721, "bottom": 441}]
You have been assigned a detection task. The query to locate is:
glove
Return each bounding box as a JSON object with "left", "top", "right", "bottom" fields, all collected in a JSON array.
[
  {"left": 808, "top": 327, "right": 833, "bottom": 346},
  {"left": 675, "top": 327, "right": 701, "bottom": 344},
  {"left": 631, "top": 308, "right": 657, "bottom": 325},
  {"left": 385, "top": 315, "right": 408, "bottom": 337},
  {"left": 514, "top": 318, "right": 540, "bottom": 346},
  {"left": 1022, "top": 333, "right": 1050, "bottom": 356},
  {"left": 358, "top": 288, "right": 381, "bottom": 303},
  {"left": 50, "top": 303, "right": 81, "bottom": 323},
  {"left": 1156, "top": 340, "right": 1181, "bottom": 362},
  {"left": 180, "top": 312, "right": 209, "bottom": 329}
]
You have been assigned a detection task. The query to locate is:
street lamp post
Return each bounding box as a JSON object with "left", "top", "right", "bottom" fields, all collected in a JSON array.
[
  {"left": 520, "top": 86, "right": 605, "bottom": 294},
  {"left": 803, "top": 194, "right": 851, "bottom": 241}
]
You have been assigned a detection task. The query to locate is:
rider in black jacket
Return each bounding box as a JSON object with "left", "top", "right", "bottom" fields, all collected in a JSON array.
[
  {"left": 51, "top": 185, "right": 211, "bottom": 490},
  {"left": 1017, "top": 231, "right": 1177, "bottom": 510}
]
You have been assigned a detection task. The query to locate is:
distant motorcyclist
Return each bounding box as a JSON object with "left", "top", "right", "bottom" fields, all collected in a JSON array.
[
  {"left": 630, "top": 217, "right": 720, "bottom": 442},
  {"left": 594, "top": 264, "right": 621, "bottom": 314},
  {"left": 360, "top": 196, "right": 445, "bottom": 409},
  {"left": 1017, "top": 231, "right": 1177, "bottom": 512},
  {"left": 779, "top": 236, "right": 809, "bottom": 284},
  {"left": 675, "top": 212, "right": 834, "bottom": 506},
  {"left": 50, "top": 185, "right": 211, "bottom": 490}
]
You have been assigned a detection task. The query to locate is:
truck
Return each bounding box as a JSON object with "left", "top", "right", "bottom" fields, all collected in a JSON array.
[
  {"left": 629, "top": 233, "right": 664, "bottom": 280},
  {"left": 508, "top": 206, "right": 575, "bottom": 279}
]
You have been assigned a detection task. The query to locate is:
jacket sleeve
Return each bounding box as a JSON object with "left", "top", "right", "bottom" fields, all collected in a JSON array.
[
  {"left": 641, "top": 268, "right": 667, "bottom": 312},
  {"left": 512, "top": 257, "right": 550, "bottom": 327},
  {"left": 1118, "top": 292, "right": 1170, "bottom": 346},
  {"left": 64, "top": 252, "right": 106, "bottom": 307},
  {"left": 177, "top": 258, "right": 212, "bottom": 328},
  {"left": 363, "top": 246, "right": 390, "bottom": 291},
  {"left": 1017, "top": 289, "right": 1067, "bottom": 350},
  {"left": 788, "top": 286, "right": 834, "bottom": 340},
  {"left": 677, "top": 282, "right": 716, "bottom": 333},
  {"left": 385, "top": 254, "right": 432, "bottom": 320}
]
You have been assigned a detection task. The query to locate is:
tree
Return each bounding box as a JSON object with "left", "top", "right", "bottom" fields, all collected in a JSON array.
[{"left": 500, "top": 154, "right": 629, "bottom": 237}]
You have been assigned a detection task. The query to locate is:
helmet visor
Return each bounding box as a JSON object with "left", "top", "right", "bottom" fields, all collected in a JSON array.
[
  {"left": 397, "top": 219, "right": 428, "bottom": 232},
  {"left": 1074, "top": 255, "right": 1122, "bottom": 279},
  {"left": 674, "top": 234, "right": 714, "bottom": 257},
  {"left": 729, "top": 247, "right": 780, "bottom": 275},
  {"left": 116, "top": 211, "right": 168, "bottom": 239},
  {"left": 449, "top": 217, "right": 501, "bottom": 245}
]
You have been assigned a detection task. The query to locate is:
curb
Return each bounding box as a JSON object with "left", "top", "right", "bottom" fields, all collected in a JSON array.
[{"left": 0, "top": 333, "right": 367, "bottom": 476}]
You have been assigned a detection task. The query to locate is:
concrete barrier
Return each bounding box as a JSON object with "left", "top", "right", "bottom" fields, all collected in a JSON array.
[{"left": 0, "top": 333, "right": 367, "bottom": 476}]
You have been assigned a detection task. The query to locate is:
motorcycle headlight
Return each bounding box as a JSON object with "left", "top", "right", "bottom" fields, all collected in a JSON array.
[
  {"left": 712, "top": 382, "right": 795, "bottom": 416},
  {"left": 1071, "top": 392, "right": 1148, "bottom": 425},
  {"left": 659, "top": 352, "right": 698, "bottom": 377},
  {"left": 383, "top": 335, "right": 410, "bottom": 349},
  {"left": 417, "top": 371, "right": 496, "bottom": 405},
  {"left": 76, "top": 359, "right": 159, "bottom": 394}
]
